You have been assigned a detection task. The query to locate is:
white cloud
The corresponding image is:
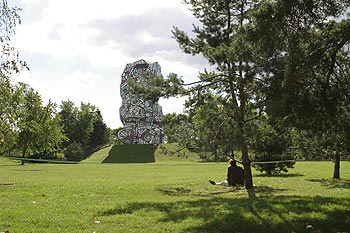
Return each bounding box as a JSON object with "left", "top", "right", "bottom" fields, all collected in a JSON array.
[
  {"left": 63, "top": 71, "right": 102, "bottom": 88},
  {"left": 18, "top": 0, "right": 40, "bottom": 5},
  {"left": 12, "top": 0, "right": 206, "bottom": 128}
]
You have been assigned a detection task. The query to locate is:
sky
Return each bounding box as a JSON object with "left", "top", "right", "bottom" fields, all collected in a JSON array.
[{"left": 11, "top": 0, "right": 208, "bottom": 128}]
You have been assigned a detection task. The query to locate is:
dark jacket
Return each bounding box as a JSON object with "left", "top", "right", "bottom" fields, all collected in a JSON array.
[{"left": 227, "top": 165, "right": 245, "bottom": 185}]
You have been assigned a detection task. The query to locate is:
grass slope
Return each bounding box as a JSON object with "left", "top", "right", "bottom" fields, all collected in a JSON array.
[
  {"left": 83, "top": 143, "right": 201, "bottom": 164},
  {"left": 102, "top": 144, "right": 156, "bottom": 163},
  {"left": 0, "top": 158, "right": 349, "bottom": 233}
]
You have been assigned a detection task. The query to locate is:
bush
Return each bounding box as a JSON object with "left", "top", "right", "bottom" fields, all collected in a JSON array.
[
  {"left": 64, "top": 142, "right": 83, "bottom": 161},
  {"left": 251, "top": 124, "right": 295, "bottom": 175}
]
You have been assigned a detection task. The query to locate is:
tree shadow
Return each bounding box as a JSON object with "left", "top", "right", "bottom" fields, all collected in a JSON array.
[
  {"left": 156, "top": 185, "right": 287, "bottom": 198},
  {"left": 98, "top": 195, "right": 350, "bottom": 233},
  {"left": 0, "top": 164, "right": 22, "bottom": 167},
  {"left": 13, "top": 169, "right": 42, "bottom": 172},
  {"left": 0, "top": 182, "right": 14, "bottom": 186},
  {"left": 306, "top": 178, "right": 350, "bottom": 189},
  {"left": 256, "top": 173, "right": 304, "bottom": 178},
  {"left": 157, "top": 186, "right": 245, "bottom": 197}
]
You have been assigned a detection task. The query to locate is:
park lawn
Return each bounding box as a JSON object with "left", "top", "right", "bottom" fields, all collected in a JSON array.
[{"left": 0, "top": 158, "right": 349, "bottom": 233}]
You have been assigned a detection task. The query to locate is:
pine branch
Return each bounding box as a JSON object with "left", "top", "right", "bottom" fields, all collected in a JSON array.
[
  {"left": 244, "top": 111, "right": 263, "bottom": 124},
  {"left": 182, "top": 73, "right": 229, "bottom": 86}
]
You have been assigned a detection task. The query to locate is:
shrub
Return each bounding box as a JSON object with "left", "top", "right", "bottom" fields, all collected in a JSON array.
[
  {"left": 251, "top": 124, "right": 295, "bottom": 175},
  {"left": 64, "top": 142, "right": 83, "bottom": 161}
]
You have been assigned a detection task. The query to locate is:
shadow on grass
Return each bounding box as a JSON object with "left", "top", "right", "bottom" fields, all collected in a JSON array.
[
  {"left": 0, "top": 164, "right": 22, "bottom": 167},
  {"left": 99, "top": 195, "right": 350, "bottom": 233},
  {"left": 156, "top": 185, "right": 287, "bottom": 198},
  {"left": 157, "top": 186, "right": 243, "bottom": 197},
  {"left": 0, "top": 182, "right": 15, "bottom": 186},
  {"left": 306, "top": 178, "right": 350, "bottom": 189},
  {"left": 256, "top": 173, "right": 304, "bottom": 178}
]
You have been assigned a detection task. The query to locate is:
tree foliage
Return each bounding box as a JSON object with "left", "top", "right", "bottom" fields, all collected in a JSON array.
[
  {"left": 59, "top": 101, "right": 110, "bottom": 160},
  {"left": 0, "top": 79, "right": 23, "bottom": 155},
  {"left": 161, "top": 113, "right": 192, "bottom": 144},
  {"left": 187, "top": 94, "right": 240, "bottom": 161},
  {"left": 16, "top": 84, "right": 66, "bottom": 158},
  {"left": 0, "top": 0, "right": 26, "bottom": 77},
  {"left": 250, "top": 117, "right": 295, "bottom": 175},
  {"left": 0, "top": 0, "right": 25, "bottom": 155},
  {"left": 0, "top": 81, "right": 67, "bottom": 158},
  {"left": 253, "top": 0, "right": 350, "bottom": 178},
  {"left": 89, "top": 110, "right": 109, "bottom": 147},
  {"left": 129, "top": 0, "right": 350, "bottom": 183},
  {"left": 140, "top": 0, "right": 265, "bottom": 188}
]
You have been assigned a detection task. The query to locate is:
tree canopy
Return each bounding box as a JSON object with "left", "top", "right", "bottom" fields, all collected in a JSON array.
[{"left": 131, "top": 0, "right": 350, "bottom": 186}]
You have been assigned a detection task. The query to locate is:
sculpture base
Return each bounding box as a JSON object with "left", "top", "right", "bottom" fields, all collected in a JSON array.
[{"left": 102, "top": 144, "right": 156, "bottom": 163}]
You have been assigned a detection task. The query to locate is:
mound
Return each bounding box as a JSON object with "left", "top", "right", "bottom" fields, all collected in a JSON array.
[{"left": 102, "top": 144, "right": 156, "bottom": 163}]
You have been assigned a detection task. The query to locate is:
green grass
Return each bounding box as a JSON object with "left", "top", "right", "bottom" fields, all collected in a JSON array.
[
  {"left": 0, "top": 156, "right": 349, "bottom": 232},
  {"left": 83, "top": 143, "right": 201, "bottom": 164},
  {"left": 101, "top": 144, "right": 156, "bottom": 163}
]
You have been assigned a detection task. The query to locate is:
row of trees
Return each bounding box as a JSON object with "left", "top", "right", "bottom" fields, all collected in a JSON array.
[
  {"left": 1, "top": 77, "right": 110, "bottom": 160},
  {"left": 0, "top": 0, "right": 110, "bottom": 160},
  {"left": 161, "top": 110, "right": 348, "bottom": 175},
  {"left": 59, "top": 100, "right": 110, "bottom": 161},
  {"left": 135, "top": 0, "right": 350, "bottom": 188},
  {"left": 1, "top": 82, "right": 66, "bottom": 158}
]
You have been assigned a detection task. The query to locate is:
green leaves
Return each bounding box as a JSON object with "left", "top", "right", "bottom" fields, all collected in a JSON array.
[
  {"left": 16, "top": 84, "right": 66, "bottom": 158},
  {"left": 128, "top": 72, "right": 185, "bottom": 102},
  {"left": 59, "top": 101, "right": 109, "bottom": 160},
  {"left": 0, "top": 0, "right": 26, "bottom": 77}
]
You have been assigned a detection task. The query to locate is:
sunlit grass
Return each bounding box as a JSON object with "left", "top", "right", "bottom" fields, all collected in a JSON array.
[{"left": 0, "top": 157, "right": 349, "bottom": 232}]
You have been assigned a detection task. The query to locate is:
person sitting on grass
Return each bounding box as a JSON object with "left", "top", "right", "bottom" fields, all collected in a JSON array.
[{"left": 209, "top": 159, "right": 244, "bottom": 186}]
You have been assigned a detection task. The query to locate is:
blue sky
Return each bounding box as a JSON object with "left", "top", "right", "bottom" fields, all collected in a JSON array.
[{"left": 11, "top": 0, "right": 208, "bottom": 128}]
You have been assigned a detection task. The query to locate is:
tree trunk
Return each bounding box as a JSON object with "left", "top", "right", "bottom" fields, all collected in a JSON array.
[
  {"left": 333, "top": 152, "right": 340, "bottom": 179},
  {"left": 239, "top": 127, "right": 253, "bottom": 189},
  {"left": 242, "top": 144, "right": 253, "bottom": 189},
  {"left": 21, "top": 149, "right": 26, "bottom": 166}
]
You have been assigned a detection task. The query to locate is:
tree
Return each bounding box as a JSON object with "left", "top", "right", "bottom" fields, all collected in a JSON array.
[
  {"left": 17, "top": 84, "right": 66, "bottom": 158},
  {"left": 59, "top": 101, "right": 108, "bottom": 160},
  {"left": 187, "top": 94, "right": 240, "bottom": 161},
  {"left": 32, "top": 101, "right": 67, "bottom": 158},
  {"left": 64, "top": 141, "right": 83, "bottom": 161},
  {"left": 0, "top": 0, "right": 26, "bottom": 155},
  {"left": 59, "top": 100, "right": 96, "bottom": 149},
  {"left": 88, "top": 109, "right": 109, "bottom": 147},
  {"left": 159, "top": 113, "right": 197, "bottom": 158},
  {"left": 75, "top": 102, "right": 98, "bottom": 149},
  {"left": 59, "top": 100, "right": 79, "bottom": 147},
  {"left": 0, "top": 78, "right": 22, "bottom": 155},
  {"left": 161, "top": 113, "right": 192, "bottom": 143},
  {"left": 0, "top": 0, "right": 25, "bottom": 77},
  {"left": 253, "top": 0, "right": 350, "bottom": 178},
  {"left": 17, "top": 84, "right": 44, "bottom": 157},
  {"left": 165, "top": 0, "right": 265, "bottom": 189},
  {"left": 250, "top": 117, "right": 295, "bottom": 175},
  {"left": 132, "top": 0, "right": 266, "bottom": 188},
  {"left": 132, "top": 0, "right": 349, "bottom": 184}
]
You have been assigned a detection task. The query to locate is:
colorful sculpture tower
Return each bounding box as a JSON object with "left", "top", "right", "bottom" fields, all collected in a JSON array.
[{"left": 118, "top": 59, "right": 163, "bottom": 144}]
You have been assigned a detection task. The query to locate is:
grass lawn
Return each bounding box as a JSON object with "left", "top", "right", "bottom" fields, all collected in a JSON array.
[{"left": 0, "top": 153, "right": 349, "bottom": 232}]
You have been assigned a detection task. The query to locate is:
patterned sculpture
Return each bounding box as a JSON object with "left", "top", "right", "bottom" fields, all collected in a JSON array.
[{"left": 118, "top": 59, "right": 163, "bottom": 144}]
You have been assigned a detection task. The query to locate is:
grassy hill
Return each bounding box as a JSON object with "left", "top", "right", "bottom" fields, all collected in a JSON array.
[
  {"left": 102, "top": 144, "right": 156, "bottom": 163},
  {"left": 82, "top": 143, "right": 200, "bottom": 164}
]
